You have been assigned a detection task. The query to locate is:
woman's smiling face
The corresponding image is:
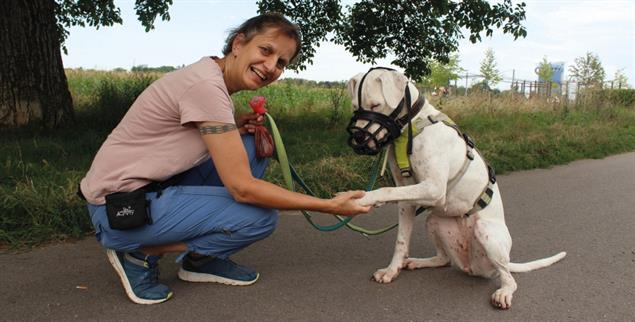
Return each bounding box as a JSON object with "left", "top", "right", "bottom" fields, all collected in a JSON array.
[{"left": 229, "top": 27, "right": 298, "bottom": 92}]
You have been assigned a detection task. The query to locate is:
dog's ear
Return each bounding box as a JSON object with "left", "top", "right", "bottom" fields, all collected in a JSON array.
[
  {"left": 379, "top": 71, "right": 409, "bottom": 108},
  {"left": 347, "top": 73, "right": 365, "bottom": 108}
]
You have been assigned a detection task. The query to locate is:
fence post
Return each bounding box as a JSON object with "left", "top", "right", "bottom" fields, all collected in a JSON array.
[
  {"left": 465, "top": 72, "right": 468, "bottom": 96},
  {"left": 563, "top": 81, "right": 569, "bottom": 114},
  {"left": 454, "top": 79, "right": 457, "bottom": 97},
  {"left": 530, "top": 81, "right": 534, "bottom": 98},
  {"left": 521, "top": 81, "right": 526, "bottom": 97}
]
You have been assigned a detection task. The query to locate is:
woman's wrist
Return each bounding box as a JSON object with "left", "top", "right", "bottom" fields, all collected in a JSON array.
[{"left": 321, "top": 198, "right": 337, "bottom": 214}]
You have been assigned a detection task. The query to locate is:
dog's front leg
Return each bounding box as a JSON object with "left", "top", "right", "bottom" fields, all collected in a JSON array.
[
  {"left": 372, "top": 204, "right": 416, "bottom": 283},
  {"left": 358, "top": 180, "right": 446, "bottom": 209}
]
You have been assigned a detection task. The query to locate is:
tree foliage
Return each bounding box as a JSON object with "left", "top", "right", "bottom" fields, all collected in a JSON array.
[
  {"left": 569, "top": 52, "right": 605, "bottom": 87},
  {"left": 54, "top": 0, "right": 173, "bottom": 53},
  {"left": 419, "top": 53, "right": 464, "bottom": 88},
  {"left": 613, "top": 69, "right": 631, "bottom": 89},
  {"left": 479, "top": 48, "right": 502, "bottom": 87},
  {"left": 257, "top": 0, "right": 527, "bottom": 80},
  {"left": 536, "top": 56, "right": 556, "bottom": 88}
]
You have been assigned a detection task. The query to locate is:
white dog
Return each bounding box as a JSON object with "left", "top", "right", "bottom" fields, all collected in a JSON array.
[{"left": 347, "top": 68, "right": 566, "bottom": 309}]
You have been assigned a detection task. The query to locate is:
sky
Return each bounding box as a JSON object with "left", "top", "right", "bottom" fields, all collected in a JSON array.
[{"left": 62, "top": 0, "right": 635, "bottom": 90}]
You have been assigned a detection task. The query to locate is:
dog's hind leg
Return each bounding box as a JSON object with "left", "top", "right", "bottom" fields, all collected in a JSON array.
[
  {"left": 372, "top": 204, "right": 416, "bottom": 283},
  {"left": 473, "top": 217, "right": 517, "bottom": 310},
  {"left": 404, "top": 215, "right": 451, "bottom": 270}
]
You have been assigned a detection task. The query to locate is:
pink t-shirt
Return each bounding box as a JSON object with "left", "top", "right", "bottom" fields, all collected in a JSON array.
[{"left": 80, "top": 57, "right": 235, "bottom": 204}]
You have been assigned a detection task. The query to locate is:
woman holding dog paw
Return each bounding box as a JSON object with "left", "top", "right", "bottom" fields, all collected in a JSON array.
[{"left": 78, "top": 13, "right": 371, "bottom": 305}]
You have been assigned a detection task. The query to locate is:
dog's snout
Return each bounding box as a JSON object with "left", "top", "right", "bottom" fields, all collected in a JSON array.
[{"left": 353, "top": 131, "right": 367, "bottom": 145}]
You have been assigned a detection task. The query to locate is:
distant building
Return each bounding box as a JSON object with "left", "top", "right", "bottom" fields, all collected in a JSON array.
[
  {"left": 535, "top": 62, "right": 565, "bottom": 84},
  {"left": 535, "top": 62, "right": 565, "bottom": 96}
]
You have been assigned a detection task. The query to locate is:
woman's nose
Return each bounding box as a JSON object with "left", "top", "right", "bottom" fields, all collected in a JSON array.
[{"left": 263, "top": 56, "right": 277, "bottom": 72}]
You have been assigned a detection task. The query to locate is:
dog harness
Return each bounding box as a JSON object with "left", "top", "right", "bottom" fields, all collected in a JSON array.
[{"left": 397, "top": 111, "right": 497, "bottom": 216}]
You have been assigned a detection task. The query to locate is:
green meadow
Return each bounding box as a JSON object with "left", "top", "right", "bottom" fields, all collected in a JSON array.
[{"left": 1, "top": 69, "right": 634, "bottom": 248}]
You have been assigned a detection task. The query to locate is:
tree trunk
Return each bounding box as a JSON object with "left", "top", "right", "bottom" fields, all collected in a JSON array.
[{"left": 0, "top": 0, "right": 74, "bottom": 129}]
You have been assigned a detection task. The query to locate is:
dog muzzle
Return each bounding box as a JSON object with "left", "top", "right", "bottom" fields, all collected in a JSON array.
[
  {"left": 346, "top": 67, "right": 423, "bottom": 156},
  {"left": 346, "top": 109, "right": 402, "bottom": 155}
]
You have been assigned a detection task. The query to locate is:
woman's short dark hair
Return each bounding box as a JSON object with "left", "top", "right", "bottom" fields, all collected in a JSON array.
[{"left": 222, "top": 13, "right": 302, "bottom": 65}]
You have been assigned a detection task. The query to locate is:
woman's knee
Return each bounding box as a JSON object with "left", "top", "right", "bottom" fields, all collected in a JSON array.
[
  {"left": 237, "top": 208, "right": 279, "bottom": 241},
  {"left": 260, "top": 208, "right": 279, "bottom": 235},
  {"left": 253, "top": 208, "right": 279, "bottom": 236},
  {"left": 88, "top": 205, "right": 139, "bottom": 251}
]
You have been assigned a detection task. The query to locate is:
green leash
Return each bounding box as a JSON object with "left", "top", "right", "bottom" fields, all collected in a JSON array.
[{"left": 264, "top": 113, "right": 428, "bottom": 236}]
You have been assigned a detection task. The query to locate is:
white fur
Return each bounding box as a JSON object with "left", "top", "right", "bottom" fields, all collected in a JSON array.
[{"left": 347, "top": 70, "right": 566, "bottom": 309}]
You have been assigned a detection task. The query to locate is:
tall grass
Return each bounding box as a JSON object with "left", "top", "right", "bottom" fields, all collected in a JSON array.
[{"left": 1, "top": 69, "right": 634, "bottom": 248}]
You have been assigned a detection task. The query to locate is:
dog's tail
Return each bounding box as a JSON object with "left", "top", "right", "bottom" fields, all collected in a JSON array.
[{"left": 509, "top": 251, "right": 567, "bottom": 273}]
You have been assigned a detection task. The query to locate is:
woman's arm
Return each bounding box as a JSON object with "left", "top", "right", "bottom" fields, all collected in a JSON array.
[{"left": 197, "top": 121, "right": 370, "bottom": 216}]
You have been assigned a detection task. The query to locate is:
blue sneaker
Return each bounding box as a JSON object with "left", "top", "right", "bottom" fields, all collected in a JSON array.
[
  {"left": 106, "top": 249, "right": 173, "bottom": 304},
  {"left": 178, "top": 255, "right": 259, "bottom": 286}
]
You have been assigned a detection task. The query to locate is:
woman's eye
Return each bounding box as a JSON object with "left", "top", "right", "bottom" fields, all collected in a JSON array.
[{"left": 260, "top": 47, "right": 270, "bottom": 55}]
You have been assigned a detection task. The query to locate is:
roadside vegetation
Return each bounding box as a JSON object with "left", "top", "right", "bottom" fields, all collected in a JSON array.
[{"left": 1, "top": 69, "right": 634, "bottom": 248}]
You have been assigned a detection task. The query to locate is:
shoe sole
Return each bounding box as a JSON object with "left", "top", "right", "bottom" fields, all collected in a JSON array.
[
  {"left": 106, "top": 249, "right": 173, "bottom": 305},
  {"left": 177, "top": 267, "right": 259, "bottom": 286}
]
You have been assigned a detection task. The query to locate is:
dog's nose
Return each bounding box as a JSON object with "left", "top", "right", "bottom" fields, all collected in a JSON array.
[{"left": 353, "top": 131, "right": 367, "bottom": 145}]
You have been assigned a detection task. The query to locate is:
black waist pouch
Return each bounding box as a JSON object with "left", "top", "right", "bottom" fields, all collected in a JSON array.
[{"left": 105, "top": 189, "right": 152, "bottom": 230}]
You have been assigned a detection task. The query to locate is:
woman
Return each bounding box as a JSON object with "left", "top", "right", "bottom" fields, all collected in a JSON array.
[{"left": 79, "top": 13, "right": 370, "bottom": 305}]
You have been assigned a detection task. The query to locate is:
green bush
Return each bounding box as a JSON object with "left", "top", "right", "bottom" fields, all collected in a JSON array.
[{"left": 603, "top": 89, "right": 635, "bottom": 107}]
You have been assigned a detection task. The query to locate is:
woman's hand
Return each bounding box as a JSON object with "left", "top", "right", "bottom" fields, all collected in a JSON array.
[
  {"left": 328, "top": 190, "right": 371, "bottom": 216},
  {"left": 235, "top": 112, "right": 265, "bottom": 135}
]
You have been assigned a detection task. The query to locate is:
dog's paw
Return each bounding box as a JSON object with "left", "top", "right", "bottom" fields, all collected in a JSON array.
[
  {"left": 404, "top": 258, "right": 421, "bottom": 270},
  {"left": 491, "top": 288, "right": 513, "bottom": 310},
  {"left": 356, "top": 195, "right": 375, "bottom": 207},
  {"left": 371, "top": 267, "right": 399, "bottom": 283},
  {"left": 356, "top": 192, "right": 384, "bottom": 208}
]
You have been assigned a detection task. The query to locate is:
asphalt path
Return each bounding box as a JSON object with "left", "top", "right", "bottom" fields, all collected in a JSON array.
[{"left": 2, "top": 152, "right": 635, "bottom": 321}]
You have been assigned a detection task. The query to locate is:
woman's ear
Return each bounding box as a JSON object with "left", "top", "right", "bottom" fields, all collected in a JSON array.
[{"left": 231, "top": 33, "right": 246, "bottom": 55}]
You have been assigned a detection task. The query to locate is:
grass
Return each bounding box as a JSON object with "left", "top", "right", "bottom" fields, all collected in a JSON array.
[{"left": 1, "top": 69, "right": 634, "bottom": 249}]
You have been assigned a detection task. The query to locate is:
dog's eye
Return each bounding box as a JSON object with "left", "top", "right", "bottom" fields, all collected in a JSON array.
[{"left": 370, "top": 104, "right": 380, "bottom": 110}]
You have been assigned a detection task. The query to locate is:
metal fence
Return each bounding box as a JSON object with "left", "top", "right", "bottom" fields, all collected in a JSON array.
[{"left": 421, "top": 71, "right": 629, "bottom": 105}]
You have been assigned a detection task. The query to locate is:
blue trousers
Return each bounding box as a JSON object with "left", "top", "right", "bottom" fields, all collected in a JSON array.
[{"left": 87, "top": 135, "right": 278, "bottom": 260}]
